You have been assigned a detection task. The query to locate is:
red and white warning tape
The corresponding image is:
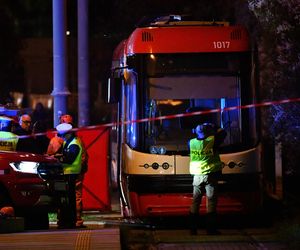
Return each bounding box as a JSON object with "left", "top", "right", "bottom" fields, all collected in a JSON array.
[
  {"left": 5, "top": 97, "right": 300, "bottom": 139},
  {"left": 81, "top": 97, "right": 300, "bottom": 130}
]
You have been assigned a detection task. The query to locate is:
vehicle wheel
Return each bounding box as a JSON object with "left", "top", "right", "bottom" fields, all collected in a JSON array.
[{"left": 23, "top": 210, "right": 49, "bottom": 230}]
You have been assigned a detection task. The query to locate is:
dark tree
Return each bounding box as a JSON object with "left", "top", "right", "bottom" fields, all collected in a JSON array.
[{"left": 249, "top": 0, "right": 300, "bottom": 182}]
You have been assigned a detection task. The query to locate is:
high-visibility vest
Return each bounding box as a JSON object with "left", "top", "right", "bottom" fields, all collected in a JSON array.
[
  {"left": 189, "top": 136, "right": 222, "bottom": 175},
  {"left": 77, "top": 136, "right": 89, "bottom": 173},
  {"left": 62, "top": 137, "right": 82, "bottom": 175},
  {"left": 0, "top": 131, "right": 19, "bottom": 151}
]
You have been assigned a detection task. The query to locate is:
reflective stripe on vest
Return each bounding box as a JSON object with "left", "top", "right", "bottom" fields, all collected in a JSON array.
[
  {"left": 63, "top": 137, "right": 82, "bottom": 174},
  {"left": 189, "top": 136, "right": 222, "bottom": 175},
  {"left": 0, "top": 132, "right": 19, "bottom": 151}
]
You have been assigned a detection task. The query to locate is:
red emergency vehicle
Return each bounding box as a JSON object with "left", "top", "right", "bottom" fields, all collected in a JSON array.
[{"left": 0, "top": 107, "right": 67, "bottom": 229}]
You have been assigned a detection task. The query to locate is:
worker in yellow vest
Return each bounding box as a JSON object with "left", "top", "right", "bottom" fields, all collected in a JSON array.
[
  {"left": 189, "top": 123, "right": 226, "bottom": 235},
  {"left": 47, "top": 114, "right": 88, "bottom": 228},
  {"left": 0, "top": 116, "right": 18, "bottom": 151},
  {"left": 56, "top": 123, "right": 83, "bottom": 229}
]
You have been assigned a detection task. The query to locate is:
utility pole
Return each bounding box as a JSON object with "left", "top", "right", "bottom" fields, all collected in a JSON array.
[
  {"left": 78, "top": 0, "right": 90, "bottom": 127},
  {"left": 52, "top": 0, "right": 70, "bottom": 127}
]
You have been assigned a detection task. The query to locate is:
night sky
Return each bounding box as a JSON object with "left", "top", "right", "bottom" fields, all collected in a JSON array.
[{"left": 0, "top": 0, "right": 243, "bottom": 104}]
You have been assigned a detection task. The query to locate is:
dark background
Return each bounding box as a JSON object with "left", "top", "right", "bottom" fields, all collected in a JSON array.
[{"left": 0, "top": 0, "right": 249, "bottom": 113}]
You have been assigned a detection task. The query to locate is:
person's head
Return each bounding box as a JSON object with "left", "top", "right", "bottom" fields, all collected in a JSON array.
[
  {"left": 60, "top": 114, "right": 73, "bottom": 125},
  {"left": 0, "top": 116, "right": 13, "bottom": 132},
  {"left": 19, "top": 114, "right": 32, "bottom": 131},
  {"left": 56, "top": 123, "right": 73, "bottom": 140},
  {"left": 194, "top": 123, "right": 214, "bottom": 139}
]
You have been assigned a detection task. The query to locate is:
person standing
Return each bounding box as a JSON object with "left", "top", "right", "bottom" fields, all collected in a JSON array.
[
  {"left": 47, "top": 114, "right": 88, "bottom": 228},
  {"left": 47, "top": 114, "right": 74, "bottom": 156},
  {"left": 13, "top": 114, "right": 32, "bottom": 135},
  {"left": 0, "top": 116, "right": 18, "bottom": 151},
  {"left": 60, "top": 114, "right": 88, "bottom": 228},
  {"left": 56, "top": 123, "right": 83, "bottom": 229},
  {"left": 14, "top": 114, "right": 35, "bottom": 153},
  {"left": 189, "top": 123, "right": 226, "bottom": 235}
]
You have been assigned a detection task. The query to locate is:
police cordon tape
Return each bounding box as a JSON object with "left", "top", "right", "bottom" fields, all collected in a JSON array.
[
  {"left": 69, "top": 97, "right": 300, "bottom": 131},
  {"left": 9, "top": 97, "right": 300, "bottom": 142}
]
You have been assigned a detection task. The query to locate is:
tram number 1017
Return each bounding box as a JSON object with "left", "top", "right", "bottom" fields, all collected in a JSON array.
[{"left": 213, "top": 41, "right": 230, "bottom": 49}]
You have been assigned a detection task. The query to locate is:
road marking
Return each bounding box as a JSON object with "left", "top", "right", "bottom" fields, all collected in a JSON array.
[{"left": 75, "top": 230, "right": 91, "bottom": 250}]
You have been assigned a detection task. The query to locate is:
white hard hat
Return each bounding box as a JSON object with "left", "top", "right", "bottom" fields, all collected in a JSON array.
[{"left": 56, "top": 123, "right": 72, "bottom": 135}]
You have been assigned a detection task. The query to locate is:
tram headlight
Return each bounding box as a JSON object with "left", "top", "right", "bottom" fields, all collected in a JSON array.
[
  {"left": 228, "top": 161, "right": 236, "bottom": 169},
  {"left": 225, "top": 161, "right": 245, "bottom": 169},
  {"left": 143, "top": 164, "right": 150, "bottom": 169},
  {"left": 237, "top": 162, "right": 244, "bottom": 167},
  {"left": 152, "top": 162, "right": 159, "bottom": 170},
  {"left": 161, "top": 162, "right": 169, "bottom": 170}
]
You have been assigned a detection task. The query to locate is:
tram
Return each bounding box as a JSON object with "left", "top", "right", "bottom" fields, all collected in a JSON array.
[{"left": 107, "top": 15, "right": 262, "bottom": 217}]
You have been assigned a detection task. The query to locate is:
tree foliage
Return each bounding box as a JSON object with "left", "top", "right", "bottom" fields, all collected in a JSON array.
[{"left": 249, "top": 0, "right": 300, "bottom": 176}]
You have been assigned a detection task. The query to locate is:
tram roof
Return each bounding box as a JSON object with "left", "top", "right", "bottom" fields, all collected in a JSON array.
[{"left": 125, "top": 23, "right": 250, "bottom": 54}]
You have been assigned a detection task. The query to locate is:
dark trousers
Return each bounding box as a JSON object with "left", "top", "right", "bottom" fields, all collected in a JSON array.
[
  {"left": 190, "top": 171, "right": 221, "bottom": 233},
  {"left": 57, "top": 174, "right": 78, "bottom": 228},
  {"left": 190, "top": 171, "right": 221, "bottom": 214}
]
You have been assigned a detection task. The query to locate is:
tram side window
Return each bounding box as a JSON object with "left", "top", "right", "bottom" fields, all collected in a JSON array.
[{"left": 125, "top": 71, "right": 138, "bottom": 148}]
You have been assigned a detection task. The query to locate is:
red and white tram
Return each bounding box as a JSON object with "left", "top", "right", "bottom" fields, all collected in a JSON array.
[{"left": 108, "top": 15, "right": 262, "bottom": 218}]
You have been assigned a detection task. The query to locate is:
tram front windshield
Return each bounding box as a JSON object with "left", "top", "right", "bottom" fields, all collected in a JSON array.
[{"left": 141, "top": 53, "right": 258, "bottom": 155}]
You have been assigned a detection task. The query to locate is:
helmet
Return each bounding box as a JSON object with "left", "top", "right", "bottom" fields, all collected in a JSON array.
[
  {"left": 0, "top": 206, "right": 15, "bottom": 217},
  {"left": 56, "top": 123, "right": 73, "bottom": 135},
  {"left": 194, "top": 123, "right": 214, "bottom": 139},
  {"left": 60, "top": 114, "right": 73, "bottom": 124}
]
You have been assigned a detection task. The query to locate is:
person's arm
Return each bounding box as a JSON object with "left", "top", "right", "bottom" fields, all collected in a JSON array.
[
  {"left": 46, "top": 136, "right": 64, "bottom": 155},
  {"left": 214, "top": 128, "right": 227, "bottom": 148}
]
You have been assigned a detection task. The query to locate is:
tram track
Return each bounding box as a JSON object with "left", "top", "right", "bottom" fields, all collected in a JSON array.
[
  {"left": 116, "top": 215, "right": 287, "bottom": 250},
  {"left": 120, "top": 226, "right": 287, "bottom": 250}
]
